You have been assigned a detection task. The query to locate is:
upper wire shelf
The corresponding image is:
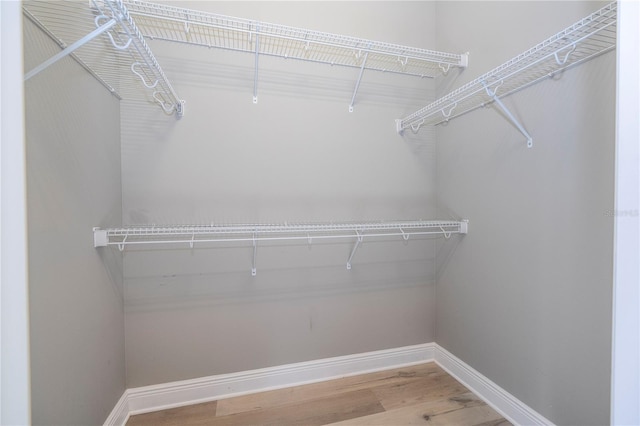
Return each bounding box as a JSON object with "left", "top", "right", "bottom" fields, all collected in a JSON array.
[
  {"left": 94, "top": 220, "right": 469, "bottom": 275},
  {"left": 23, "top": 0, "right": 184, "bottom": 117},
  {"left": 122, "top": 0, "right": 468, "bottom": 78},
  {"left": 396, "top": 1, "right": 617, "bottom": 137}
]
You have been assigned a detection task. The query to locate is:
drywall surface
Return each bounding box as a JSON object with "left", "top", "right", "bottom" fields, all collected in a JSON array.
[
  {"left": 1, "top": 3, "right": 31, "bottom": 424},
  {"left": 24, "top": 18, "right": 125, "bottom": 426},
  {"left": 434, "top": 2, "right": 614, "bottom": 425},
  {"left": 121, "top": 1, "right": 440, "bottom": 387}
]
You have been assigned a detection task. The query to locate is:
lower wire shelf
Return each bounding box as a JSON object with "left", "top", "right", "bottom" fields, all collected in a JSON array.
[{"left": 93, "top": 219, "right": 468, "bottom": 275}]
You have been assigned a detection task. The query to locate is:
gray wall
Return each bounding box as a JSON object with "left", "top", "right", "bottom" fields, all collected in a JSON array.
[
  {"left": 121, "top": 1, "right": 441, "bottom": 387},
  {"left": 21, "top": 2, "right": 616, "bottom": 423},
  {"left": 434, "top": 2, "right": 614, "bottom": 425},
  {"left": 24, "top": 18, "right": 125, "bottom": 426}
]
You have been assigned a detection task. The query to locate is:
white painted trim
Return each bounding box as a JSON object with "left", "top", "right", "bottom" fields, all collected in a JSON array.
[
  {"left": 434, "top": 344, "right": 553, "bottom": 426},
  {"left": 103, "top": 391, "right": 130, "bottom": 426},
  {"left": 127, "top": 343, "right": 434, "bottom": 414},
  {"left": 611, "top": 1, "right": 640, "bottom": 424},
  {"left": 1, "top": 2, "right": 31, "bottom": 425},
  {"left": 105, "top": 343, "right": 555, "bottom": 426},
  {"left": 104, "top": 343, "right": 435, "bottom": 425}
]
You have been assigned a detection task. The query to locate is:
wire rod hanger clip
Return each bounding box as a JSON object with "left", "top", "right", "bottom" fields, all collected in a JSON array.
[{"left": 554, "top": 43, "right": 576, "bottom": 65}]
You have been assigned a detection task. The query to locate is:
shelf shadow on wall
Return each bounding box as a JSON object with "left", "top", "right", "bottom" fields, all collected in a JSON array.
[
  {"left": 122, "top": 237, "right": 440, "bottom": 313},
  {"left": 151, "top": 46, "right": 435, "bottom": 109},
  {"left": 435, "top": 209, "right": 467, "bottom": 284},
  {"left": 97, "top": 241, "right": 125, "bottom": 301}
]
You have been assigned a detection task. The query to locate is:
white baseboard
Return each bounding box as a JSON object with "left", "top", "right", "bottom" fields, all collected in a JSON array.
[
  {"left": 433, "top": 343, "right": 553, "bottom": 426},
  {"left": 103, "top": 390, "right": 130, "bottom": 426},
  {"left": 105, "top": 342, "right": 552, "bottom": 426},
  {"left": 105, "top": 343, "right": 435, "bottom": 425}
]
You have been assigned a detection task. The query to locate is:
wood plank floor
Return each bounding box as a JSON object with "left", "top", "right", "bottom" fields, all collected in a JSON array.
[{"left": 126, "top": 362, "right": 511, "bottom": 426}]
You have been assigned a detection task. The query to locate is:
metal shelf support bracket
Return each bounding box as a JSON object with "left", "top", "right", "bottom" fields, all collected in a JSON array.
[
  {"left": 482, "top": 81, "right": 533, "bottom": 148},
  {"left": 349, "top": 50, "right": 369, "bottom": 112},
  {"left": 253, "top": 26, "right": 260, "bottom": 104},
  {"left": 252, "top": 232, "right": 257, "bottom": 276},
  {"left": 346, "top": 230, "right": 364, "bottom": 270}
]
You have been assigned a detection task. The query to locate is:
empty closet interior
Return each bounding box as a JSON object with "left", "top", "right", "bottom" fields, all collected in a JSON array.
[{"left": 22, "top": 1, "right": 617, "bottom": 425}]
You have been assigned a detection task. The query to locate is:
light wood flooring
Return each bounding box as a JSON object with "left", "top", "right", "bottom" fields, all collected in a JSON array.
[{"left": 126, "top": 362, "right": 511, "bottom": 426}]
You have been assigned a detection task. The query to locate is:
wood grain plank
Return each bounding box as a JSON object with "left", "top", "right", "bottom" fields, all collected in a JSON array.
[
  {"left": 126, "top": 401, "right": 217, "bottom": 426},
  {"left": 373, "top": 372, "right": 470, "bottom": 411},
  {"left": 125, "top": 363, "right": 511, "bottom": 426},
  {"left": 473, "top": 420, "right": 513, "bottom": 426},
  {"left": 328, "top": 392, "right": 508, "bottom": 426},
  {"left": 422, "top": 404, "right": 506, "bottom": 426},
  {"left": 216, "top": 362, "right": 442, "bottom": 417},
  {"left": 211, "top": 388, "right": 384, "bottom": 426},
  {"left": 325, "top": 394, "right": 479, "bottom": 425}
]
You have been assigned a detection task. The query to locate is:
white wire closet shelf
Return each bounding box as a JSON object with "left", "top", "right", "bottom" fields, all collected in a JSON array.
[
  {"left": 396, "top": 1, "right": 617, "bottom": 147},
  {"left": 93, "top": 220, "right": 469, "bottom": 275},
  {"left": 120, "top": 0, "right": 468, "bottom": 108},
  {"left": 23, "top": 0, "right": 184, "bottom": 117}
]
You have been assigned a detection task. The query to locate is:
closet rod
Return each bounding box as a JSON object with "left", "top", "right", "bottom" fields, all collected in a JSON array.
[{"left": 396, "top": 1, "right": 617, "bottom": 136}]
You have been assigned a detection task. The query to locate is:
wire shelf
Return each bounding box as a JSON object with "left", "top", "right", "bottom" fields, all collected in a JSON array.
[
  {"left": 94, "top": 220, "right": 468, "bottom": 274},
  {"left": 396, "top": 1, "right": 617, "bottom": 134},
  {"left": 123, "top": 0, "right": 468, "bottom": 78},
  {"left": 23, "top": 0, "right": 466, "bottom": 114},
  {"left": 94, "top": 220, "right": 468, "bottom": 247},
  {"left": 23, "top": 0, "right": 184, "bottom": 117}
]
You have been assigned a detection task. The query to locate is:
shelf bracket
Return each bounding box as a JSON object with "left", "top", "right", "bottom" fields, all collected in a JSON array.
[
  {"left": 349, "top": 50, "right": 369, "bottom": 112},
  {"left": 482, "top": 81, "right": 533, "bottom": 148},
  {"left": 25, "top": 17, "right": 117, "bottom": 80},
  {"left": 253, "top": 26, "right": 260, "bottom": 104},
  {"left": 252, "top": 232, "right": 257, "bottom": 276},
  {"left": 346, "top": 230, "right": 364, "bottom": 270}
]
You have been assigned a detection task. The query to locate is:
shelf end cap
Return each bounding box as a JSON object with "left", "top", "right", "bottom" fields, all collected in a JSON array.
[
  {"left": 460, "top": 52, "right": 469, "bottom": 68},
  {"left": 93, "top": 228, "right": 108, "bottom": 248}
]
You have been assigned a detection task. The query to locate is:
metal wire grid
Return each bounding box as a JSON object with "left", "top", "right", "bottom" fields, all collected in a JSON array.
[
  {"left": 94, "top": 220, "right": 467, "bottom": 248},
  {"left": 23, "top": 1, "right": 121, "bottom": 99},
  {"left": 23, "top": 0, "right": 183, "bottom": 117},
  {"left": 123, "top": 0, "right": 467, "bottom": 78},
  {"left": 397, "top": 1, "right": 617, "bottom": 132}
]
